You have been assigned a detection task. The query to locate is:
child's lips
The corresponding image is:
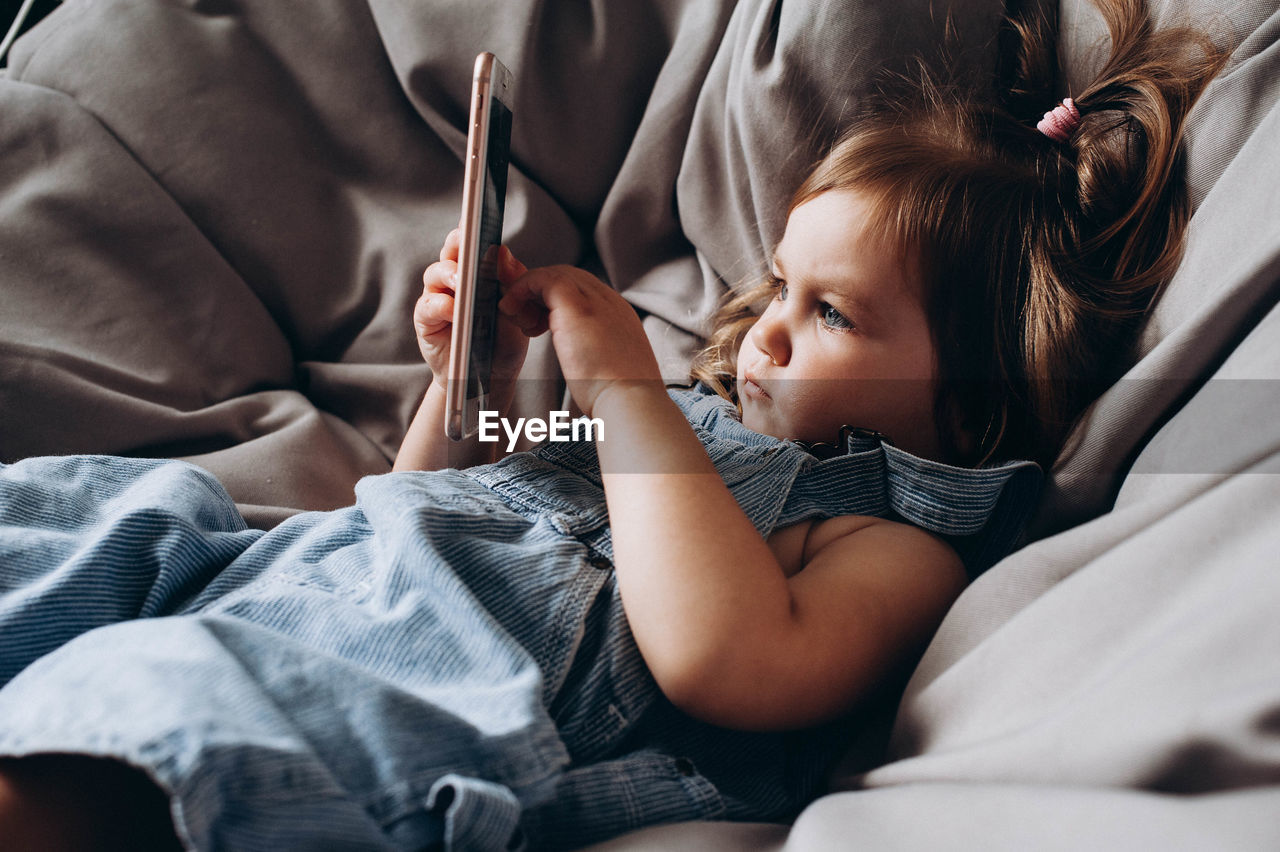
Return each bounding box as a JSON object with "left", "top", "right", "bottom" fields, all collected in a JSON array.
[{"left": 742, "top": 371, "right": 771, "bottom": 400}]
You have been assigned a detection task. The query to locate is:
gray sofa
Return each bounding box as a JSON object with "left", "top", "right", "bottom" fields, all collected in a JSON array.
[{"left": 2, "top": 0, "right": 1278, "bottom": 848}]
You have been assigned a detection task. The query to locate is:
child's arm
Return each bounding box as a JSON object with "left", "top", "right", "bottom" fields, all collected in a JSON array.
[
  {"left": 393, "top": 231, "right": 530, "bottom": 472},
  {"left": 508, "top": 265, "right": 968, "bottom": 731}
]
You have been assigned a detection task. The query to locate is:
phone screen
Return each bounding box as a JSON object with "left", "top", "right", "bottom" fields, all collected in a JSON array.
[{"left": 465, "top": 96, "right": 513, "bottom": 405}]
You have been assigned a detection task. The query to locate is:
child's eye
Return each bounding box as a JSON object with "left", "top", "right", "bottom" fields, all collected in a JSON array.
[
  {"left": 821, "top": 303, "right": 853, "bottom": 330},
  {"left": 767, "top": 273, "right": 787, "bottom": 301}
]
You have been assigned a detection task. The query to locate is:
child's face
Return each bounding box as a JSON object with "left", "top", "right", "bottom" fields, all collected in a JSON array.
[{"left": 736, "top": 190, "right": 942, "bottom": 459}]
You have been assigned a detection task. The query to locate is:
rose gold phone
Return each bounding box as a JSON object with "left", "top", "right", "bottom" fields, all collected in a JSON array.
[{"left": 446, "top": 52, "right": 514, "bottom": 440}]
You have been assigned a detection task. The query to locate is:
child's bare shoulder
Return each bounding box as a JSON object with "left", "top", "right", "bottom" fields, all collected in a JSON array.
[
  {"left": 815, "top": 513, "right": 959, "bottom": 561},
  {"left": 771, "top": 514, "right": 964, "bottom": 582}
]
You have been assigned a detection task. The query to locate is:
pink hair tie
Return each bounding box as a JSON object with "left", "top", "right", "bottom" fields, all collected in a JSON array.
[{"left": 1037, "top": 97, "right": 1081, "bottom": 143}]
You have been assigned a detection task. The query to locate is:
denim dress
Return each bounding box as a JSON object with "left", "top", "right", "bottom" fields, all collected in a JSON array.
[{"left": 0, "top": 387, "right": 1039, "bottom": 851}]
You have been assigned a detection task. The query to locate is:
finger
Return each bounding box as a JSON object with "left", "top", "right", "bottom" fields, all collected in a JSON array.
[
  {"left": 423, "top": 259, "right": 459, "bottom": 295},
  {"left": 499, "top": 296, "right": 549, "bottom": 336},
  {"left": 519, "top": 265, "right": 608, "bottom": 305},
  {"left": 415, "top": 291, "right": 455, "bottom": 331},
  {"left": 505, "top": 267, "right": 589, "bottom": 332},
  {"left": 439, "top": 228, "right": 462, "bottom": 263},
  {"left": 497, "top": 276, "right": 544, "bottom": 325},
  {"left": 417, "top": 318, "right": 452, "bottom": 339},
  {"left": 513, "top": 265, "right": 578, "bottom": 306},
  {"left": 522, "top": 316, "right": 551, "bottom": 338},
  {"left": 497, "top": 245, "right": 528, "bottom": 286},
  {"left": 502, "top": 309, "right": 549, "bottom": 338},
  {"left": 497, "top": 275, "right": 550, "bottom": 331}
]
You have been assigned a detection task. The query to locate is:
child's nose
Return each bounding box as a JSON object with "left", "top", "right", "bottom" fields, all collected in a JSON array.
[{"left": 750, "top": 310, "right": 790, "bottom": 366}]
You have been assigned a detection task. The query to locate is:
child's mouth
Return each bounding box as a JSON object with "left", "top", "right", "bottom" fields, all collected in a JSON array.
[{"left": 742, "top": 373, "right": 771, "bottom": 400}]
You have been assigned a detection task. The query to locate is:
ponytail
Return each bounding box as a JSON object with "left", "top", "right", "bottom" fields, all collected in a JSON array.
[{"left": 1005, "top": 0, "right": 1227, "bottom": 464}]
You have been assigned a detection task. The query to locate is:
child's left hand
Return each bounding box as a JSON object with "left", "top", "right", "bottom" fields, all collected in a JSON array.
[{"left": 500, "top": 264, "right": 663, "bottom": 416}]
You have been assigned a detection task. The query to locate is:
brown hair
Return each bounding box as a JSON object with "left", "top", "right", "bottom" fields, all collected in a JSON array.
[{"left": 691, "top": 0, "right": 1226, "bottom": 468}]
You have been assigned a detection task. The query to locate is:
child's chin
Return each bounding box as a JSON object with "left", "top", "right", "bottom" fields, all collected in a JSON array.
[{"left": 739, "top": 410, "right": 782, "bottom": 439}]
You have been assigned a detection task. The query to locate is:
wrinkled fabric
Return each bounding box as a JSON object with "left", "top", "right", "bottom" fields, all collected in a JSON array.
[{"left": 0, "top": 388, "right": 1036, "bottom": 851}]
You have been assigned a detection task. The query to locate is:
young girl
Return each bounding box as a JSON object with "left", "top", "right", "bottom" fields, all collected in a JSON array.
[{"left": 0, "top": 0, "right": 1223, "bottom": 849}]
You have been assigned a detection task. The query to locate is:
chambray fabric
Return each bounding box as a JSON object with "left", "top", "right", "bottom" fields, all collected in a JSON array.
[{"left": 0, "top": 387, "right": 1038, "bottom": 851}]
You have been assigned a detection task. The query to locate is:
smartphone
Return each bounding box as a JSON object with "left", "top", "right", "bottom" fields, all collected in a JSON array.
[{"left": 446, "top": 52, "right": 514, "bottom": 441}]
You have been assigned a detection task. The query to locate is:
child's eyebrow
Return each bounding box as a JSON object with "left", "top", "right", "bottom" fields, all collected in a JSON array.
[{"left": 773, "top": 255, "right": 884, "bottom": 326}]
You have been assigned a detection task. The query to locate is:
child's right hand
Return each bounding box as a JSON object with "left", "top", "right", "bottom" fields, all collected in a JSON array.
[{"left": 414, "top": 229, "right": 530, "bottom": 390}]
